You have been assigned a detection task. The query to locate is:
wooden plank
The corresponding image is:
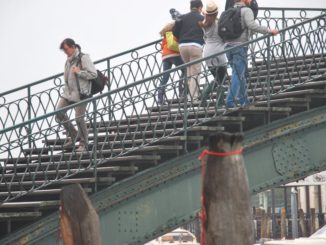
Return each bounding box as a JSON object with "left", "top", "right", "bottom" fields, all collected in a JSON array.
[
  {"left": 0, "top": 188, "right": 93, "bottom": 197},
  {"left": 298, "top": 208, "right": 307, "bottom": 237},
  {"left": 0, "top": 212, "right": 42, "bottom": 220},
  {"left": 227, "top": 106, "right": 292, "bottom": 114},
  {"left": 309, "top": 208, "right": 316, "bottom": 235},
  {"left": 91, "top": 117, "right": 238, "bottom": 133},
  {"left": 43, "top": 134, "right": 206, "bottom": 147},
  {"left": 0, "top": 201, "right": 60, "bottom": 209},
  {"left": 249, "top": 68, "right": 326, "bottom": 83},
  {"left": 0, "top": 177, "right": 115, "bottom": 188},
  {"left": 250, "top": 61, "right": 325, "bottom": 77},
  {"left": 254, "top": 97, "right": 310, "bottom": 107},
  {"left": 54, "top": 126, "right": 224, "bottom": 142},
  {"left": 280, "top": 207, "right": 287, "bottom": 239},
  {"left": 86, "top": 114, "right": 244, "bottom": 128},
  {"left": 266, "top": 207, "right": 272, "bottom": 239},
  {"left": 250, "top": 55, "right": 325, "bottom": 69},
  {"left": 60, "top": 184, "right": 101, "bottom": 245},
  {"left": 260, "top": 209, "right": 267, "bottom": 240},
  {"left": 3, "top": 155, "right": 160, "bottom": 171},
  {"left": 2, "top": 153, "right": 161, "bottom": 166},
  {"left": 250, "top": 89, "right": 325, "bottom": 101},
  {"left": 0, "top": 166, "right": 138, "bottom": 179},
  {"left": 10, "top": 145, "right": 182, "bottom": 163}
]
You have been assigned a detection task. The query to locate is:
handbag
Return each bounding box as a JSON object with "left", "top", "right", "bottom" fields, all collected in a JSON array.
[
  {"left": 76, "top": 53, "right": 108, "bottom": 100},
  {"left": 165, "top": 32, "right": 179, "bottom": 52}
]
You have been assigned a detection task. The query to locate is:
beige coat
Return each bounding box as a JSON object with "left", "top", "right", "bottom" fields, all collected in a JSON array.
[{"left": 62, "top": 49, "right": 97, "bottom": 102}]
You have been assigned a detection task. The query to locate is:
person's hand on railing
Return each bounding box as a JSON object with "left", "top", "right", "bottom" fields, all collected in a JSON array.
[{"left": 269, "top": 29, "right": 279, "bottom": 36}]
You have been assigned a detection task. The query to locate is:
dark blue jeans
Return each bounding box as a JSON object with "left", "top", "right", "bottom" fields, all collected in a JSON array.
[
  {"left": 225, "top": 44, "right": 249, "bottom": 107},
  {"left": 158, "top": 56, "right": 184, "bottom": 104}
]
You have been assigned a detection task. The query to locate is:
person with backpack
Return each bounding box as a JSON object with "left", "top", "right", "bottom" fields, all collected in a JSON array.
[
  {"left": 225, "top": 0, "right": 259, "bottom": 19},
  {"left": 218, "top": 0, "right": 278, "bottom": 108},
  {"left": 199, "top": 1, "right": 227, "bottom": 104},
  {"left": 173, "top": 0, "right": 204, "bottom": 101},
  {"left": 157, "top": 10, "right": 184, "bottom": 105},
  {"left": 56, "top": 38, "right": 97, "bottom": 152}
]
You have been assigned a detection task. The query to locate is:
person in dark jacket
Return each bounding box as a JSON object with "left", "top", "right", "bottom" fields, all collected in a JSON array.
[
  {"left": 173, "top": 0, "right": 204, "bottom": 100},
  {"left": 224, "top": 0, "right": 278, "bottom": 108},
  {"left": 225, "top": 0, "right": 259, "bottom": 19}
]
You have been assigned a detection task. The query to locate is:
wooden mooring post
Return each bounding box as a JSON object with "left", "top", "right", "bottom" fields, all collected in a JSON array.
[
  {"left": 60, "top": 184, "right": 102, "bottom": 245},
  {"left": 298, "top": 208, "right": 307, "bottom": 237},
  {"left": 201, "top": 132, "right": 253, "bottom": 245},
  {"left": 280, "top": 207, "right": 287, "bottom": 238}
]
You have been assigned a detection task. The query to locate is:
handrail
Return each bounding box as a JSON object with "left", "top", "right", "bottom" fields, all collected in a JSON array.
[
  {"left": 259, "top": 7, "right": 326, "bottom": 11},
  {"left": 0, "top": 39, "right": 162, "bottom": 97},
  {"left": 1, "top": 13, "right": 325, "bottom": 134},
  {"left": 0, "top": 11, "right": 325, "bottom": 203},
  {"left": 1, "top": 7, "right": 325, "bottom": 135},
  {"left": 0, "top": 7, "right": 325, "bottom": 97}
]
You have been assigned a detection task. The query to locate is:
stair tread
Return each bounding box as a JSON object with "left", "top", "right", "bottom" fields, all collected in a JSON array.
[
  {"left": 251, "top": 88, "right": 326, "bottom": 100},
  {"left": 0, "top": 201, "right": 60, "bottom": 208},
  {"left": 12, "top": 145, "right": 183, "bottom": 161},
  {"left": 24, "top": 144, "right": 184, "bottom": 156},
  {"left": 43, "top": 135, "right": 205, "bottom": 148},
  {"left": 90, "top": 117, "right": 240, "bottom": 132},
  {"left": 0, "top": 188, "right": 92, "bottom": 196},
  {"left": 2, "top": 155, "right": 161, "bottom": 170},
  {"left": 0, "top": 166, "right": 138, "bottom": 178},
  {"left": 0, "top": 177, "right": 115, "bottom": 187},
  {"left": 0, "top": 212, "right": 42, "bottom": 220}
]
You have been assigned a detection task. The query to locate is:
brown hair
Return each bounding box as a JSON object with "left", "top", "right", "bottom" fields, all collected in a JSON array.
[
  {"left": 198, "top": 13, "right": 218, "bottom": 29},
  {"left": 60, "top": 38, "right": 81, "bottom": 51}
]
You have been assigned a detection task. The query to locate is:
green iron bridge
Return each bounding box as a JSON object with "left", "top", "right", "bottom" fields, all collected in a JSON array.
[{"left": 0, "top": 7, "right": 326, "bottom": 245}]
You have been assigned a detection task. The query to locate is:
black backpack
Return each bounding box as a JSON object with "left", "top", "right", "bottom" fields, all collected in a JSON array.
[
  {"left": 77, "top": 53, "right": 108, "bottom": 96},
  {"left": 218, "top": 7, "right": 244, "bottom": 41},
  {"left": 250, "top": 0, "right": 259, "bottom": 19},
  {"left": 90, "top": 70, "right": 108, "bottom": 95}
]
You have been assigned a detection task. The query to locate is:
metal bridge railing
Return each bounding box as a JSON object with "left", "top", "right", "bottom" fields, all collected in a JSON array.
[
  {"left": 0, "top": 8, "right": 325, "bottom": 132},
  {"left": 0, "top": 12, "right": 325, "bottom": 203},
  {"left": 0, "top": 39, "right": 162, "bottom": 134}
]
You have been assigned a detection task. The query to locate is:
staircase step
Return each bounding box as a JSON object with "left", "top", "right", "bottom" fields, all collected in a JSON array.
[
  {"left": 248, "top": 78, "right": 326, "bottom": 94},
  {"left": 249, "top": 64, "right": 326, "bottom": 80},
  {"left": 14, "top": 145, "right": 183, "bottom": 162},
  {"left": 24, "top": 143, "right": 185, "bottom": 155},
  {"left": 90, "top": 110, "right": 227, "bottom": 127},
  {"left": 2, "top": 155, "right": 161, "bottom": 171},
  {"left": 87, "top": 126, "right": 223, "bottom": 140},
  {"left": 251, "top": 88, "right": 326, "bottom": 101},
  {"left": 42, "top": 136, "right": 202, "bottom": 148},
  {"left": 250, "top": 55, "right": 325, "bottom": 69},
  {"left": 0, "top": 177, "right": 115, "bottom": 188},
  {"left": 0, "top": 201, "right": 60, "bottom": 209},
  {"left": 0, "top": 212, "right": 42, "bottom": 220},
  {"left": 93, "top": 114, "right": 243, "bottom": 128},
  {"left": 0, "top": 188, "right": 92, "bottom": 197},
  {"left": 0, "top": 166, "right": 138, "bottom": 179},
  {"left": 253, "top": 97, "right": 311, "bottom": 108},
  {"left": 87, "top": 117, "right": 227, "bottom": 133}
]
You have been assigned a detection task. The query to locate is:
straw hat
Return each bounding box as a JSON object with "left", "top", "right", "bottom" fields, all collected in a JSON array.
[{"left": 203, "top": 1, "right": 219, "bottom": 15}]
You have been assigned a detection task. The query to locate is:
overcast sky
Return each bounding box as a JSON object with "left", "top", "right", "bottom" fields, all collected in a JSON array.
[{"left": 0, "top": 0, "right": 325, "bottom": 92}]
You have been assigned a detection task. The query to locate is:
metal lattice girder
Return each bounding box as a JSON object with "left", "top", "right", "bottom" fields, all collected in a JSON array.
[{"left": 2, "top": 105, "right": 326, "bottom": 245}]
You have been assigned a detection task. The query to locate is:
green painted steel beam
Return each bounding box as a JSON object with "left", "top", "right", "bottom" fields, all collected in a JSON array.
[{"left": 2, "top": 105, "right": 326, "bottom": 245}]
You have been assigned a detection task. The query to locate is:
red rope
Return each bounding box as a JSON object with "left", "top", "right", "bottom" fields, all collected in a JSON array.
[{"left": 198, "top": 148, "right": 243, "bottom": 245}]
